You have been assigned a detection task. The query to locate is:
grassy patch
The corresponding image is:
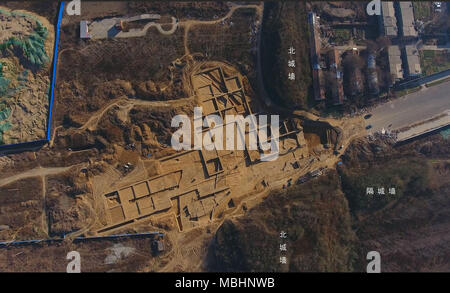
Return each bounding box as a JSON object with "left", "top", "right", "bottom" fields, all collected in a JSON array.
[
  {"left": 332, "top": 29, "right": 351, "bottom": 45},
  {"left": 425, "top": 77, "right": 450, "bottom": 88},
  {"left": 413, "top": 2, "right": 432, "bottom": 21},
  {"left": 420, "top": 50, "right": 450, "bottom": 76},
  {"left": 441, "top": 128, "right": 450, "bottom": 140},
  {"left": 394, "top": 86, "right": 421, "bottom": 97}
]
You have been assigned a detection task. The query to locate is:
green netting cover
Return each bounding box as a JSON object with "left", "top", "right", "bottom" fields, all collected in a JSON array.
[
  {"left": 0, "top": 104, "right": 11, "bottom": 121},
  {"left": 0, "top": 15, "right": 49, "bottom": 68}
]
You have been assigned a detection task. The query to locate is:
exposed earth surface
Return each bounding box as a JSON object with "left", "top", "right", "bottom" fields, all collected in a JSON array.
[{"left": 0, "top": 1, "right": 449, "bottom": 272}]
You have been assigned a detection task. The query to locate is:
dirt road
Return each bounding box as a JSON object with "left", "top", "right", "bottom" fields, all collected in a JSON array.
[
  {"left": 0, "top": 166, "right": 74, "bottom": 187},
  {"left": 77, "top": 96, "right": 194, "bottom": 132}
]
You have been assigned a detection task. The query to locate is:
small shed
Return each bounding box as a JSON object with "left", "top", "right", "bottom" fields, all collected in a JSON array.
[
  {"left": 80, "top": 20, "right": 91, "bottom": 39},
  {"left": 151, "top": 239, "right": 165, "bottom": 255},
  {"left": 157, "top": 240, "right": 164, "bottom": 252}
]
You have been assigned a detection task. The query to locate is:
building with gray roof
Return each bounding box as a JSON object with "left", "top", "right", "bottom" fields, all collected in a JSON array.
[
  {"left": 388, "top": 45, "right": 404, "bottom": 81},
  {"left": 398, "top": 2, "right": 418, "bottom": 37},
  {"left": 379, "top": 1, "right": 398, "bottom": 37},
  {"left": 403, "top": 45, "right": 422, "bottom": 76}
]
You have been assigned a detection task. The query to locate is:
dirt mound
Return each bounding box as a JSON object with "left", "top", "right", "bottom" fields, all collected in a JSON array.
[
  {"left": 339, "top": 134, "right": 450, "bottom": 271},
  {"left": 261, "top": 2, "right": 312, "bottom": 109},
  {"left": 47, "top": 195, "right": 90, "bottom": 236},
  {"left": 311, "top": 1, "right": 368, "bottom": 22},
  {"left": 322, "top": 2, "right": 356, "bottom": 19},
  {"left": 208, "top": 171, "right": 356, "bottom": 272},
  {"left": 135, "top": 80, "right": 160, "bottom": 99},
  {"left": 46, "top": 171, "right": 92, "bottom": 237}
]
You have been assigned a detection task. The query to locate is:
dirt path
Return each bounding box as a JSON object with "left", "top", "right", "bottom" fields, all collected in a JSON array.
[
  {"left": 78, "top": 98, "right": 125, "bottom": 131},
  {"left": 49, "top": 125, "right": 63, "bottom": 147},
  {"left": 41, "top": 176, "right": 49, "bottom": 237},
  {"left": 0, "top": 166, "right": 75, "bottom": 187},
  {"left": 77, "top": 96, "right": 194, "bottom": 132}
]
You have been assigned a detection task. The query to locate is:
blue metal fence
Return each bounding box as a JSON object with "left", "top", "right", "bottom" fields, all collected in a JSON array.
[{"left": 0, "top": 232, "right": 164, "bottom": 247}]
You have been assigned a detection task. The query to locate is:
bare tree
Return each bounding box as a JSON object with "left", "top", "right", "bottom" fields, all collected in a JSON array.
[
  {"left": 375, "top": 36, "right": 391, "bottom": 52},
  {"left": 324, "top": 71, "right": 338, "bottom": 95},
  {"left": 342, "top": 54, "right": 364, "bottom": 71}
]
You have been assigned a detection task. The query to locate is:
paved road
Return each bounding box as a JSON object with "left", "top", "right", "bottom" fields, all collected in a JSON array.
[
  {"left": 366, "top": 80, "right": 450, "bottom": 135},
  {"left": 397, "top": 69, "right": 450, "bottom": 89},
  {"left": 419, "top": 42, "right": 450, "bottom": 52}
]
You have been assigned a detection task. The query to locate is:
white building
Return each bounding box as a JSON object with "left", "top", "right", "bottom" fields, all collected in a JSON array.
[{"left": 80, "top": 20, "right": 91, "bottom": 39}]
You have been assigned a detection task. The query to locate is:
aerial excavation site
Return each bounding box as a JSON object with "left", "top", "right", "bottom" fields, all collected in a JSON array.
[{"left": 0, "top": 1, "right": 449, "bottom": 276}]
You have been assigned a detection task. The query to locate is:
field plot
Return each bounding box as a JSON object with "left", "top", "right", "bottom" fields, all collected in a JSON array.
[
  {"left": 0, "top": 177, "right": 45, "bottom": 241},
  {"left": 0, "top": 6, "right": 55, "bottom": 145},
  {"left": 420, "top": 50, "right": 450, "bottom": 76},
  {"left": 187, "top": 8, "right": 258, "bottom": 77},
  {"left": 0, "top": 236, "right": 165, "bottom": 272}
]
